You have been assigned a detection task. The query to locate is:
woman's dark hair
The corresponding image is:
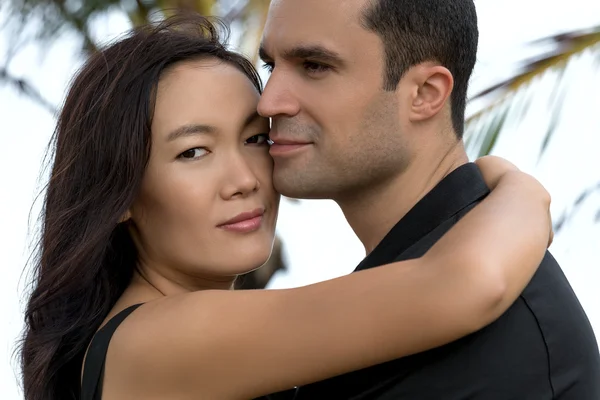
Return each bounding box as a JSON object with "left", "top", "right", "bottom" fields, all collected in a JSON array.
[{"left": 19, "top": 13, "right": 262, "bottom": 400}]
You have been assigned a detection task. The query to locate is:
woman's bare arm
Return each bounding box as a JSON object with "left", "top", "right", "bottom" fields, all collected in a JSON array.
[{"left": 110, "top": 167, "right": 550, "bottom": 399}]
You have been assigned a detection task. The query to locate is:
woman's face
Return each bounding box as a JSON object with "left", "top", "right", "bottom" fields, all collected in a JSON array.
[{"left": 129, "top": 59, "right": 279, "bottom": 287}]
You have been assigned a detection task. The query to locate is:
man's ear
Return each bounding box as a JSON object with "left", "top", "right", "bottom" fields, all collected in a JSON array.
[{"left": 408, "top": 64, "right": 454, "bottom": 122}]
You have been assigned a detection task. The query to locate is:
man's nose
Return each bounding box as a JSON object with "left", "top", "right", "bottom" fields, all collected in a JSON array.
[{"left": 257, "top": 69, "right": 301, "bottom": 118}]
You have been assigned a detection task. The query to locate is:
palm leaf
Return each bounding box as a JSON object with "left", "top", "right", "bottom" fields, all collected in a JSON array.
[
  {"left": 554, "top": 181, "right": 600, "bottom": 231},
  {"left": 466, "top": 26, "right": 600, "bottom": 232},
  {"left": 465, "top": 26, "right": 600, "bottom": 158}
]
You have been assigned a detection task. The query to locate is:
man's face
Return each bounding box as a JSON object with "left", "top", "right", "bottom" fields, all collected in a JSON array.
[{"left": 259, "top": 0, "right": 411, "bottom": 200}]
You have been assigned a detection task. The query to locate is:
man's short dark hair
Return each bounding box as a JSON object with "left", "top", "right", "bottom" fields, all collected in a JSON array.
[{"left": 362, "top": 0, "right": 478, "bottom": 138}]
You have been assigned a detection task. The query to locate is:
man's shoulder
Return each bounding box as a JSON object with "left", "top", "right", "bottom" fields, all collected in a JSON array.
[
  {"left": 516, "top": 250, "right": 600, "bottom": 398},
  {"left": 522, "top": 249, "right": 576, "bottom": 301},
  {"left": 521, "top": 250, "right": 598, "bottom": 353}
]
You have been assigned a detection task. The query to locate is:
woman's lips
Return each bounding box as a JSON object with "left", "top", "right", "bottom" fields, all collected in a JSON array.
[
  {"left": 218, "top": 208, "right": 265, "bottom": 233},
  {"left": 218, "top": 215, "right": 263, "bottom": 233}
]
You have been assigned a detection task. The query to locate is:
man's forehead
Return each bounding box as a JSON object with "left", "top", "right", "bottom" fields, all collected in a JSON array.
[
  {"left": 262, "top": 0, "right": 370, "bottom": 52},
  {"left": 269, "top": 0, "right": 370, "bottom": 9},
  {"left": 265, "top": 0, "right": 369, "bottom": 30}
]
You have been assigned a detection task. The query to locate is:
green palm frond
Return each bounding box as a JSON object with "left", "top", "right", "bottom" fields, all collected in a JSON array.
[
  {"left": 465, "top": 25, "right": 600, "bottom": 231},
  {"left": 465, "top": 26, "right": 600, "bottom": 158},
  {"left": 554, "top": 181, "right": 600, "bottom": 231}
]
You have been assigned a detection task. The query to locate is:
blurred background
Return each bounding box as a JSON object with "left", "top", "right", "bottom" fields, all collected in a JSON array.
[{"left": 1, "top": 0, "right": 599, "bottom": 397}]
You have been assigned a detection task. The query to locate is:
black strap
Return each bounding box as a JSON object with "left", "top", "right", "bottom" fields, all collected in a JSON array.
[{"left": 80, "top": 304, "right": 143, "bottom": 400}]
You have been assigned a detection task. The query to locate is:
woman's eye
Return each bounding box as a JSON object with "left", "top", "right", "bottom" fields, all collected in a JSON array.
[
  {"left": 178, "top": 147, "right": 209, "bottom": 160},
  {"left": 262, "top": 62, "right": 274, "bottom": 74},
  {"left": 245, "top": 134, "right": 271, "bottom": 146}
]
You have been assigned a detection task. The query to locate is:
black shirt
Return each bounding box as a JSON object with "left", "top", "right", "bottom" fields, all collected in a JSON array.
[{"left": 286, "top": 163, "right": 600, "bottom": 399}]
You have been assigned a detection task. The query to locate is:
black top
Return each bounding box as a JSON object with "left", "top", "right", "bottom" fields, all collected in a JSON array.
[
  {"left": 285, "top": 163, "right": 600, "bottom": 399},
  {"left": 80, "top": 304, "right": 143, "bottom": 400}
]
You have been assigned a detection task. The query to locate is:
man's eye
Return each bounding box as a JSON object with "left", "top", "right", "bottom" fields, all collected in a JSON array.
[
  {"left": 245, "top": 134, "right": 271, "bottom": 145},
  {"left": 303, "top": 61, "right": 330, "bottom": 74},
  {"left": 178, "top": 147, "right": 209, "bottom": 160}
]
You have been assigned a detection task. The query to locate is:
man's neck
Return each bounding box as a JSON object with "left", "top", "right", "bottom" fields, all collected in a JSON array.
[{"left": 338, "top": 141, "right": 468, "bottom": 254}]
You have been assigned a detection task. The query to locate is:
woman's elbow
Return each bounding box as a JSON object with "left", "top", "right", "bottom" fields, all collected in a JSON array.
[{"left": 468, "top": 267, "right": 511, "bottom": 331}]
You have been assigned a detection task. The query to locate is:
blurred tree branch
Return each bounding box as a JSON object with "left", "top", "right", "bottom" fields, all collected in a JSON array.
[{"left": 0, "top": 66, "right": 57, "bottom": 114}]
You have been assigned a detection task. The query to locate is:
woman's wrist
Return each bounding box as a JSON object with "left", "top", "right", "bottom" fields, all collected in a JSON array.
[{"left": 495, "top": 171, "right": 553, "bottom": 246}]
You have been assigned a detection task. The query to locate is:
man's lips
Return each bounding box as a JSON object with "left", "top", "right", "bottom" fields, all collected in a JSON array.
[
  {"left": 269, "top": 137, "right": 311, "bottom": 145},
  {"left": 269, "top": 138, "right": 312, "bottom": 156}
]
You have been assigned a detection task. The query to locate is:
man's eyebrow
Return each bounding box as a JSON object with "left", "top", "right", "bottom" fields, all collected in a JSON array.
[
  {"left": 167, "top": 124, "right": 216, "bottom": 142},
  {"left": 258, "top": 44, "right": 345, "bottom": 66},
  {"left": 282, "top": 45, "right": 345, "bottom": 65}
]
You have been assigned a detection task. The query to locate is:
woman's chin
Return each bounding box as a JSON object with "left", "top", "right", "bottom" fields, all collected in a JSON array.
[
  {"left": 226, "top": 237, "right": 276, "bottom": 273},
  {"left": 233, "top": 255, "right": 273, "bottom": 276}
]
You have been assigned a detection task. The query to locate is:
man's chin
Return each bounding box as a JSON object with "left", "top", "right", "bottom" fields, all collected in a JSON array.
[
  {"left": 274, "top": 179, "right": 330, "bottom": 200},
  {"left": 274, "top": 174, "right": 309, "bottom": 199}
]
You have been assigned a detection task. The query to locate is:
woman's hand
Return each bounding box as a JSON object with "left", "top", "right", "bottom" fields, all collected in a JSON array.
[
  {"left": 475, "top": 156, "right": 519, "bottom": 189},
  {"left": 475, "top": 156, "right": 553, "bottom": 247}
]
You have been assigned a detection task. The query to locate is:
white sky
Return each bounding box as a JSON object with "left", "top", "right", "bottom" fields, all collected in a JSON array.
[{"left": 1, "top": 1, "right": 600, "bottom": 397}]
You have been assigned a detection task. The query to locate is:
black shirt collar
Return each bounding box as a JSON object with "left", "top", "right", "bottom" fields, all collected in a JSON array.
[{"left": 355, "top": 163, "right": 490, "bottom": 271}]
